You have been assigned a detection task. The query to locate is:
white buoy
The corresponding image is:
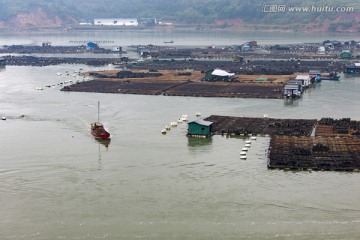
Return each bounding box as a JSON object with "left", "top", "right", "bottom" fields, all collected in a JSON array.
[
  {"left": 240, "top": 155, "right": 247, "bottom": 160},
  {"left": 2, "top": 116, "right": 6, "bottom": 120},
  {"left": 166, "top": 125, "right": 171, "bottom": 130},
  {"left": 240, "top": 151, "right": 247, "bottom": 155},
  {"left": 242, "top": 147, "right": 248, "bottom": 151},
  {"left": 181, "top": 117, "right": 188, "bottom": 122},
  {"left": 161, "top": 129, "right": 167, "bottom": 134},
  {"left": 170, "top": 122, "right": 178, "bottom": 127},
  {"left": 245, "top": 143, "right": 251, "bottom": 148},
  {"left": 251, "top": 136, "right": 257, "bottom": 140},
  {"left": 195, "top": 112, "right": 201, "bottom": 117},
  {"left": 56, "top": 72, "right": 61, "bottom": 76},
  {"left": 36, "top": 87, "right": 43, "bottom": 90},
  {"left": 246, "top": 140, "right": 251, "bottom": 144}
]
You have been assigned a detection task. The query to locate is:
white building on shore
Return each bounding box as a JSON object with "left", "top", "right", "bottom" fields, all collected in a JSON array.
[{"left": 94, "top": 18, "right": 138, "bottom": 26}]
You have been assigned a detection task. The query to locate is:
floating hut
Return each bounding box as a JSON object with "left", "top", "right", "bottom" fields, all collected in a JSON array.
[
  {"left": 203, "top": 69, "right": 236, "bottom": 82},
  {"left": 340, "top": 50, "right": 352, "bottom": 59},
  {"left": 295, "top": 75, "right": 311, "bottom": 88},
  {"left": 345, "top": 63, "right": 360, "bottom": 74},
  {"left": 187, "top": 119, "right": 213, "bottom": 137},
  {"left": 283, "top": 79, "right": 303, "bottom": 98}
]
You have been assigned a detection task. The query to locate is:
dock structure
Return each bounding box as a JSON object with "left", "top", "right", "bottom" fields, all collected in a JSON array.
[
  {"left": 204, "top": 115, "right": 317, "bottom": 136},
  {"left": 268, "top": 136, "right": 360, "bottom": 171}
]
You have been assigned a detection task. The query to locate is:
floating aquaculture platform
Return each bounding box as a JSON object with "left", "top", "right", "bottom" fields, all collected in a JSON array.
[
  {"left": 61, "top": 70, "right": 284, "bottom": 99},
  {"left": 315, "top": 118, "right": 360, "bottom": 137},
  {"left": 204, "top": 115, "right": 317, "bottom": 136},
  {"left": 202, "top": 115, "right": 360, "bottom": 171},
  {"left": 268, "top": 136, "right": 360, "bottom": 171}
]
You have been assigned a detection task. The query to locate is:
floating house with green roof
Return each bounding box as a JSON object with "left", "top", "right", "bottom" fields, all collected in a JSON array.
[{"left": 187, "top": 119, "right": 213, "bottom": 137}]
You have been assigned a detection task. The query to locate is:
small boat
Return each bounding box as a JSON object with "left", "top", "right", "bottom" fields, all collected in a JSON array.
[
  {"left": 164, "top": 40, "right": 174, "bottom": 44},
  {"left": 320, "top": 72, "right": 340, "bottom": 81},
  {"left": 90, "top": 101, "right": 110, "bottom": 140}
]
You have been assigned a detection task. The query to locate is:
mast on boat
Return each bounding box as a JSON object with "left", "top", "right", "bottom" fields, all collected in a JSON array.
[{"left": 97, "top": 101, "right": 100, "bottom": 123}]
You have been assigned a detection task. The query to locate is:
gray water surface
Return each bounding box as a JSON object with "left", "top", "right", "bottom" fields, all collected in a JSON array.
[{"left": 1, "top": 31, "right": 360, "bottom": 239}]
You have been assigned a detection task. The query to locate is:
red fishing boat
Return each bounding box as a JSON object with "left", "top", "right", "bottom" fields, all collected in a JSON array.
[{"left": 90, "top": 101, "right": 110, "bottom": 139}]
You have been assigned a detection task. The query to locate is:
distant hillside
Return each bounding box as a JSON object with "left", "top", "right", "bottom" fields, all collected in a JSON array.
[{"left": 0, "top": 0, "right": 358, "bottom": 32}]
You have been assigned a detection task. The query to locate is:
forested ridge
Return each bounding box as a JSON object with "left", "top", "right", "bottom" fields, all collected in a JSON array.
[{"left": 0, "top": 0, "right": 358, "bottom": 30}]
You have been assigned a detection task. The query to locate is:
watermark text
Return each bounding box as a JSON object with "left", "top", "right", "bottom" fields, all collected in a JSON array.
[{"left": 261, "top": 5, "right": 355, "bottom": 13}]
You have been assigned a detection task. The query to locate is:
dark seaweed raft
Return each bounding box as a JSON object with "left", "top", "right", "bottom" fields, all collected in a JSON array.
[
  {"left": 204, "top": 115, "right": 317, "bottom": 136},
  {"left": 316, "top": 118, "right": 360, "bottom": 137},
  {"left": 268, "top": 136, "right": 360, "bottom": 171}
]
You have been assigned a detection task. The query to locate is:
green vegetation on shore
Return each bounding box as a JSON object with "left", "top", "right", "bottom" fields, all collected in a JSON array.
[{"left": 0, "top": 0, "right": 358, "bottom": 31}]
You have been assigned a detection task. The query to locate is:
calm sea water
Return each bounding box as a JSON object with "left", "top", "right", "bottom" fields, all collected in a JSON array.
[
  {"left": 1, "top": 31, "right": 360, "bottom": 239},
  {"left": 1, "top": 29, "right": 359, "bottom": 47}
]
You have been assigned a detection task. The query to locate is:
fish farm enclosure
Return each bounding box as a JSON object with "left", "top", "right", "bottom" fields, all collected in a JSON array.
[
  {"left": 268, "top": 136, "right": 360, "bottom": 171},
  {"left": 204, "top": 115, "right": 317, "bottom": 136},
  {"left": 203, "top": 116, "right": 360, "bottom": 171}
]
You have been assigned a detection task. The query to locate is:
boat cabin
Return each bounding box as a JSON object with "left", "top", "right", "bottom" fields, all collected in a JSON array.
[{"left": 309, "top": 69, "right": 321, "bottom": 82}]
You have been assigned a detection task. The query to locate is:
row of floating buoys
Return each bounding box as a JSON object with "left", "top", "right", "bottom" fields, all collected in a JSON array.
[
  {"left": 162, "top": 114, "right": 187, "bottom": 134},
  {"left": 162, "top": 113, "right": 202, "bottom": 134},
  {"left": 180, "top": 114, "right": 189, "bottom": 122},
  {"left": 240, "top": 136, "right": 257, "bottom": 160},
  {"left": 36, "top": 70, "right": 89, "bottom": 91}
]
